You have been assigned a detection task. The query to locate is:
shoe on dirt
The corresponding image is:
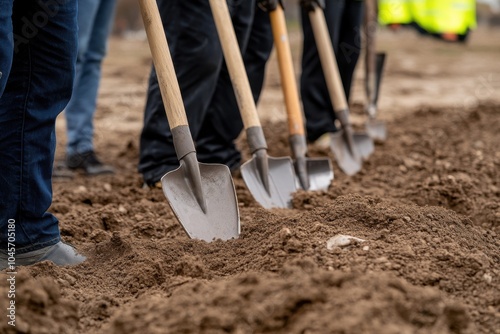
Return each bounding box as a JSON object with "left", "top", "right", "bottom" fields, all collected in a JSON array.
[
  {"left": 52, "top": 161, "right": 75, "bottom": 179},
  {"left": 66, "top": 151, "right": 114, "bottom": 175},
  {"left": 0, "top": 241, "right": 86, "bottom": 270},
  {"left": 314, "top": 133, "right": 333, "bottom": 150}
]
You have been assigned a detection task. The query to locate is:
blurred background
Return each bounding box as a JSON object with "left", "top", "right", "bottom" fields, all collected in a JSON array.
[{"left": 111, "top": 0, "right": 500, "bottom": 37}]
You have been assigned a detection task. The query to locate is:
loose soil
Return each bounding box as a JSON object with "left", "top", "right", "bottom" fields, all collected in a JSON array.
[{"left": 1, "top": 27, "right": 499, "bottom": 334}]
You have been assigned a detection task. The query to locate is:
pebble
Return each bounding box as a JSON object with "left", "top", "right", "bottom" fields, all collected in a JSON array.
[
  {"left": 280, "top": 227, "right": 292, "bottom": 236},
  {"left": 483, "top": 273, "right": 493, "bottom": 284},
  {"left": 118, "top": 205, "right": 128, "bottom": 213},
  {"left": 363, "top": 246, "right": 370, "bottom": 251},
  {"left": 103, "top": 183, "right": 112, "bottom": 192},
  {"left": 403, "top": 216, "right": 411, "bottom": 223},
  {"left": 326, "top": 234, "right": 365, "bottom": 250},
  {"left": 75, "top": 185, "right": 88, "bottom": 193}
]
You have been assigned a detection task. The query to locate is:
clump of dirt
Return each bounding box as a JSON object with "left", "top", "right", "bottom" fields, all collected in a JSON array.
[
  {"left": 0, "top": 269, "right": 79, "bottom": 334},
  {"left": 107, "top": 262, "right": 470, "bottom": 334}
]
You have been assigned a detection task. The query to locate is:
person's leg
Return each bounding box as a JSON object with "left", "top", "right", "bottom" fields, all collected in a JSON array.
[
  {"left": 196, "top": 0, "right": 271, "bottom": 167},
  {"left": 0, "top": 0, "right": 79, "bottom": 253},
  {"left": 300, "top": 0, "right": 345, "bottom": 142},
  {"left": 244, "top": 4, "right": 274, "bottom": 104},
  {"left": 139, "top": 0, "right": 223, "bottom": 185},
  {"left": 65, "top": 0, "right": 100, "bottom": 155},
  {"left": 337, "top": 0, "right": 363, "bottom": 101},
  {"left": 0, "top": 0, "right": 13, "bottom": 97},
  {"left": 65, "top": 0, "right": 116, "bottom": 174}
]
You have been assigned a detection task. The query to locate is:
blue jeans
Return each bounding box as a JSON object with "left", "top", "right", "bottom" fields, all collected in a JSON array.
[
  {"left": 65, "top": 0, "right": 115, "bottom": 155},
  {"left": 0, "top": 0, "right": 77, "bottom": 252}
]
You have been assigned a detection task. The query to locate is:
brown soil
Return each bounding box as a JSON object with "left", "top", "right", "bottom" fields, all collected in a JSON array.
[{"left": 1, "top": 27, "right": 499, "bottom": 334}]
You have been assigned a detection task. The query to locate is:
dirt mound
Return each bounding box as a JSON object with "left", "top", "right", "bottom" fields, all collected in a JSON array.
[
  {"left": 108, "top": 264, "right": 470, "bottom": 334},
  {"left": 0, "top": 269, "right": 79, "bottom": 334},
  {"left": 13, "top": 102, "right": 493, "bottom": 333}
]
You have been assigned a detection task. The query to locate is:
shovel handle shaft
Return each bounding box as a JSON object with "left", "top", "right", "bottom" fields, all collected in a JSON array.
[
  {"left": 364, "top": 0, "right": 377, "bottom": 103},
  {"left": 308, "top": 7, "right": 348, "bottom": 112},
  {"left": 209, "top": 0, "right": 261, "bottom": 129},
  {"left": 139, "top": 0, "right": 187, "bottom": 128},
  {"left": 270, "top": 5, "right": 305, "bottom": 137}
]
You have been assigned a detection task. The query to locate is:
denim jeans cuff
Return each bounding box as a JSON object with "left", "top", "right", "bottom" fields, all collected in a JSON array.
[{"left": 13, "top": 236, "right": 61, "bottom": 255}]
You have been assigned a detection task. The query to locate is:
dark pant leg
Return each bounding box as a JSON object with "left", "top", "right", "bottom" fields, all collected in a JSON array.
[
  {"left": 0, "top": 0, "right": 13, "bottom": 97},
  {"left": 0, "top": 0, "right": 77, "bottom": 251},
  {"left": 139, "top": 0, "right": 223, "bottom": 184},
  {"left": 301, "top": 0, "right": 345, "bottom": 142},
  {"left": 196, "top": 1, "right": 274, "bottom": 167},
  {"left": 337, "top": 0, "right": 364, "bottom": 101},
  {"left": 244, "top": 6, "right": 274, "bottom": 104}
]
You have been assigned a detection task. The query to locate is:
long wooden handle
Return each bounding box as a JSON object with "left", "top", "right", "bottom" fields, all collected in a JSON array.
[
  {"left": 309, "top": 7, "right": 348, "bottom": 111},
  {"left": 209, "top": 0, "right": 261, "bottom": 129},
  {"left": 139, "top": 0, "right": 187, "bottom": 128},
  {"left": 270, "top": 5, "right": 305, "bottom": 136},
  {"left": 364, "top": 0, "right": 377, "bottom": 101}
]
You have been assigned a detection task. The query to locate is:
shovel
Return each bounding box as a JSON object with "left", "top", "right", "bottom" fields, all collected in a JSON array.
[
  {"left": 268, "top": 3, "right": 333, "bottom": 191},
  {"left": 139, "top": 0, "right": 239, "bottom": 241},
  {"left": 306, "top": 3, "right": 374, "bottom": 176},
  {"left": 364, "top": 0, "right": 387, "bottom": 141},
  {"left": 209, "top": 0, "right": 297, "bottom": 208}
]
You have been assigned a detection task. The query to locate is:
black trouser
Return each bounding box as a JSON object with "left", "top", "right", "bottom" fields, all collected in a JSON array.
[
  {"left": 139, "top": 0, "right": 273, "bottom": 185},
  {"left": 301, "top": 0, "right": 364, "bottom": 142}
]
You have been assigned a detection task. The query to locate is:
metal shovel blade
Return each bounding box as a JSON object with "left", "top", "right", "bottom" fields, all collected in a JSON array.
[
  {"left": 353, "top": 132, "right": 375, "bottom": 160},
  {"left": 241, "top": 155, "right": 297, "bottom": 209},
  {"left": 366, "top": 118, "right": 387, "bottom": 142},
  {"left": 294, "top": 158, "right": 334, "bottom": 191},
  {"left": 330, "top": 131, "right": 362, "bottom": 176},
  {"left": 161, "top": 163, "right": 239, "bottom": 242},
  {"left": 365, "top": 52, "right": 388, "bottom": 142}
]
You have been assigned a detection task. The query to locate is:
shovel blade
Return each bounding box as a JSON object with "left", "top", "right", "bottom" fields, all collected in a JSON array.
[
  {"left": 294, "top": 158, "right": 333, "bottom": 191},
  {"left": 241, "top": 155, "right": 297, "bottom": 209},
  {"left": 161, "top": 163, "right": 239, "bottom": 242},
  {"left": 353, "top": 132, "right": 375, "bottom": 159},
  {"left": 330, "top": 131, "right": 362, "bottom": 176},
  {"left": 366, "top": 118, "right": 387, "bottom": 142}
]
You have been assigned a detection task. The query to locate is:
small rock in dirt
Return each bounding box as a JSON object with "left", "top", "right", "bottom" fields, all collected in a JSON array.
[
  {"left": 118, "top": 205, "right": 127, "bottom": 213},
  {"left": 403, "top": 216, "right": 411, "bottom": 223},
  {"left": 103, "top": 183, "right": 112, "bottom": 192},
  {"left": 363, "top": 246, "right": 370, "bottom": 251},
  {"left": 326, "top": 234, "right": 365, "bottom": 250},
  {"left": 75, "top": 185, "right": 88, "bottom": 193},
  {"left": 483, "top": 273, "right": 493, "bottom": 284}
]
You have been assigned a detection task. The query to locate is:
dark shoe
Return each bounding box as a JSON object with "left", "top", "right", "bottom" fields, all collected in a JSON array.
[
  {"left": 0, "top": 241, "right": 86, "bottom": 270},
  {"left": 66, "top": 151, "right": 114, "bottom": 175},
  {"left": 52, "top": 161, "right": 74, "bottom": 180}
]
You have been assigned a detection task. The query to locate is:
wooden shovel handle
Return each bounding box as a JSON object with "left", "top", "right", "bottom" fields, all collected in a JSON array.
[
  {"left": 270, "top": 5, "right": 305, "bottom": 136},
  {"left": 364, "top": 0, "right": 377, "bottom": 98},
  {"left": 139, "top": 0, "right": 187, "bottom": 128},
  {"left": 209, "top": 0, "right": 261, "bottom": 129},
  {"left": 308, "top": 7, "right": 348, "bottom": 111}
]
